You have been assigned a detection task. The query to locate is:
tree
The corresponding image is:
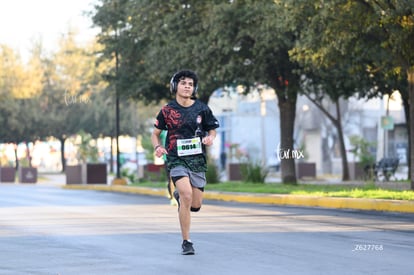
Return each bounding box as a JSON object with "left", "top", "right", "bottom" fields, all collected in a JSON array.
[
  {"left": 91, "top": 0, "right": 304, "bottom": 183},
  {"left": 290, "top": 0, "right": 414, "bottom": 188},
  {"left": 39, "top": 30, "right": 111, "bottom": 171},
  {"left": 0, "top": 44, "right": 45, "bottom": 168}
]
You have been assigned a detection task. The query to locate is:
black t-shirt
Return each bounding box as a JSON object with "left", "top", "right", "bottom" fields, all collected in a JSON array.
[{"left": 154, "top": 99, "right": 219, "bottom": 172}]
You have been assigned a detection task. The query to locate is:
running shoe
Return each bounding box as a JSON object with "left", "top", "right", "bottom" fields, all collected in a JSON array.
[
  {"left": 182, "top": 240, "right": 195, "bottom": 255},
  {"left": 170, "top": 198, "right": 177, "bottom": 206}
]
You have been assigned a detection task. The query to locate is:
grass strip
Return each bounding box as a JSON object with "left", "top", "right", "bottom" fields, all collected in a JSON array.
[{"left": 131, "top": 181, "right": 414, "bottom": 201}]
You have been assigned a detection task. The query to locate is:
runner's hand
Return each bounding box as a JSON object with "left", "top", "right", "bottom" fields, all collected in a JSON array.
[
  {"left": 155, "top": 146, "right": 167, "bottom": 158},
  {"left": 202, "top": 135, "right": 215, "bottom": 146}
]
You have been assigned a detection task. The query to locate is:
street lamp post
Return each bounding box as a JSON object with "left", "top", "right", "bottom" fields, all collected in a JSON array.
[{"left": 112, "top": 21, "right": 126, "bottom": 186}]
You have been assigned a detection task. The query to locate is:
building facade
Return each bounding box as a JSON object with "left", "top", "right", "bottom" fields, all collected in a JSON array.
[{"left": 209, "top": 88, "right": 408, "bottom": 179}]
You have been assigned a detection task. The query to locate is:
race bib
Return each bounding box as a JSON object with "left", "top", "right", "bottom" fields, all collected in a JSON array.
[{"left": 177, "top": 137, "right": 202, "bottom": 156}]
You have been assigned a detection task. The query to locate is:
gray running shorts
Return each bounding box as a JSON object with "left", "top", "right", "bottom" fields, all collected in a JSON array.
[{"left": 170, "top": 166, "right": 206, "bottom": 189}]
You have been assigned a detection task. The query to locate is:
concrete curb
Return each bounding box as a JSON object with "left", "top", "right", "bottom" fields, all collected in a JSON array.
[{"left": 62, "top": 184, "right": 414, "bottom": 214}]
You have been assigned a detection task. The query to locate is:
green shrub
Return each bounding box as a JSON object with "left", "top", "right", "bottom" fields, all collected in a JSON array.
[
  {"left": 121, "top": 168, "right": 138, "bottom": 184},
  {"left": 349, "top": 135, "right": 376, "bottom": 166},
  {"left": 206, "top": 158, "right": 220, "bottom": 184},
  {"left": 240, "top": 161, "right": 268, "bottom": 183}
]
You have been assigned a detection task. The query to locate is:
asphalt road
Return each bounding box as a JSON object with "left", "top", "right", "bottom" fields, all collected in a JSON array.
[{"left": 0, "top": 184, "right": 413, "bottom": 275}]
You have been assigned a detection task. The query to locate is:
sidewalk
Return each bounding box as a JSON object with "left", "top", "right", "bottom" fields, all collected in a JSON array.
[{"left": 39, "top": 173, "right": 414, "bottom": 214}]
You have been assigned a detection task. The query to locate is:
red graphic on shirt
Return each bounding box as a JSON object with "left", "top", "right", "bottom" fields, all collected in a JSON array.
[
  {"left": 162, "top": 106, "right": 182, "bottom": 152},
  {"left": 162, "top": 106, "right": 182, "bottom": 129}
]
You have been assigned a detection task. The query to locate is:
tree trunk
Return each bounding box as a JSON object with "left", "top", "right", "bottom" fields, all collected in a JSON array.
[
  {"left": 400, "top": 91, "right": 410, "bottom": 181},
  {"left": 25, "top": 141, "right": 32, "bottom": 168},
  {"left": 59, "top": 137, "right": 66, "bottom": 173},
  {"left": 303, "top": 95, "right": 351, "bottom": 181},
  {"left": 14, "top": 144, "right": 19, "bottom": 170},
  {"left": 277, "top": 93, "right": 297, "bottom": 184},
  {"left": 407, "top": 68, "right": 414, "bottom": 190},
  {"left": 335, "top": 101, "right": 350, "bottom": 181},
  {"left": 110, "top": 136, "right": 114, "bottom": 174}
]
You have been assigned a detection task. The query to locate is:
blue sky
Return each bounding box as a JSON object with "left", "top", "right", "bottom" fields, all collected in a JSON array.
[{"left": 0, "top": 0, "right": 98, "bottom": 59}]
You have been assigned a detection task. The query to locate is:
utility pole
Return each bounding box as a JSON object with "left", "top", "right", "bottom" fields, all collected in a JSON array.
[{"left": 112, "top": 3, "right": 126, "bottom": 185}]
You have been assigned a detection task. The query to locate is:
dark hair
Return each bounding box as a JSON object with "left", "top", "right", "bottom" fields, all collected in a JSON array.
[{"left": 170, "top": 70, "right": 198, "bottom": 94}]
